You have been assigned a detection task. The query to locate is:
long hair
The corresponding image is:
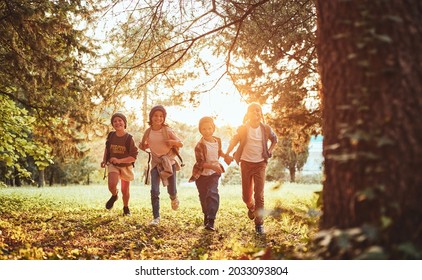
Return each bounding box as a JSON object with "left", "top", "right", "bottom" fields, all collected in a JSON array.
[{"left": 242, "top": 102, "right": 265, "bottom": 124}]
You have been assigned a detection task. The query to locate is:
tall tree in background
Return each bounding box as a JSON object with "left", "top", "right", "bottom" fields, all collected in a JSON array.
[
  {"left": 316, "top": 0, "right": 422, "bottom": 258},
  {"left": 273, "top": 133, "right": 309, "bottom": 182},
  {"left": 0, "top": 0, "right": 100, "bottom": 184}
]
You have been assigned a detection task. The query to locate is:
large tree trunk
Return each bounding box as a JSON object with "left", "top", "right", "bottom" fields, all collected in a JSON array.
[{"left": 316, "top": 0, "right": 422, "bottom": 251}]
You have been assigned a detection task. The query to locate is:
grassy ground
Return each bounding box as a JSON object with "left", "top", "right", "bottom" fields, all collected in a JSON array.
[{"left": 0, "top": 182, "right": 322, "bottom": 260}]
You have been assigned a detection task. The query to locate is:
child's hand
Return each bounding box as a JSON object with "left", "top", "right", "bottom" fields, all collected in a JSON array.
[
  {"left": 139, "top": 143, "right": 149, "bottom": 150},
  {"left": 101, "top": 161, "right": 107, "bottom": 168},
  {"left": 213, "top": 165, "right": 224, "bottom": 174},
  {"left": 224, "top": 155, "right": 233, "bottom": 165},
  {"left": 109, "top": 157, "right": 120, "bottom": 165}
]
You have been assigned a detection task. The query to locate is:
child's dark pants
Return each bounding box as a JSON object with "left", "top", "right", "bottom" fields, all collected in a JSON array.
[{"left": 195, "top": 173, "right": 220, "bottom": 220}]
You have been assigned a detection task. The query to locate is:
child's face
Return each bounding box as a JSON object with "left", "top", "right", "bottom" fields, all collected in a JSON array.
[
  {"left": 151, "top": 110, "right": 165, "bottom": 127},
  {"left": 112, "top": 117, "right": 126, "bottom": 131},
  {"left": 199, "top": 122, "right": 215, "bottom": 138},
  {"left": 248, "top": 105, "right": 262, "bottom": 122}
]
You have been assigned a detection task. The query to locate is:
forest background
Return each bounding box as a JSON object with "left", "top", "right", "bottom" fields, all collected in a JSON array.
[{"left": 1, "top": 0, "right": 421, "bottom": 260}]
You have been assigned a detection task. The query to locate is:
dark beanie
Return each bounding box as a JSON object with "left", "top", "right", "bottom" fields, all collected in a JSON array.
[
  {"left": 198, "top": 116, "right": 215, "bottom": 130},
  {"left": 149, "top": 105, "right": 167, "bottom": 123},
  {"left": 111, "top": 112, "right": 127, "bottom": 128}
]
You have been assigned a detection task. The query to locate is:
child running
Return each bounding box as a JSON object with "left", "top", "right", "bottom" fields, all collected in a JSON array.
[
  {"left": 189, "top": 117, "right": 226, "bottom": 231},
  {"left": 101, "top": 112, "right": 138, "bottom": 216},
  {"left": 139, "top": 105, "right": 183, "bottom": 225},
  {"left": 224, "top": 103, "right": 278, "bottom": 234}
]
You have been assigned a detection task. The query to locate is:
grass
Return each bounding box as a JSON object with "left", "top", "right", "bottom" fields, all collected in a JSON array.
[{"left": 0, "top": 182, "right": 322, "bottom": 260}]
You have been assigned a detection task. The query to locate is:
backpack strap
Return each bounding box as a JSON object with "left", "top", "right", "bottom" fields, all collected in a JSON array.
[
  {"left": 105, "top": 131, "right": 114, "bottom": 163},
  {"left": 162, "top": 126, "right": 184, "bottom": 167},
  {"left": 139, "top": 127, "right": 151, "bottom": 150},
  {"left": 144, "top": 150, "right": 151, "bottom": 185},
  {"left": 124, "top": 133, "right": 135, "bottom": 167},
  {"left": 140, "top": 128, "right": 152, "bottom": 185},
  {"left": 216, "top": 136, "right": 223, "bottom": 157}
]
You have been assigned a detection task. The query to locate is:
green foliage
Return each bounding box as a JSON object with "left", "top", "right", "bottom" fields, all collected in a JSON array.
[
  {"left": 0, "top": 95, "right": 53, "bottom": 181},
  {"left": 0, "top": 0, "right": 104, "bottom": 179},
  {"left": 221, "top": 165, "right": 241, "bottom": 185},
  {"left": 220, "top": 0, "right": 321, "bottom": 135},
  {"left": 313, "top": 224, "right": 422, "bottom": 260},
  {"left": 314, "top": 226, "right": 385, "bottom": 259},
  {"left": 95, "top": 1, "right": 321, "bottom": 139},
  {"left": 266, "top": 132, "right": 310, "bottom": 182},
  {"left": 44, "top": 156, "right": 97, "bottom": 186},
  {"left": 0, "top": 183, "right": 321, "bottom": 260}
]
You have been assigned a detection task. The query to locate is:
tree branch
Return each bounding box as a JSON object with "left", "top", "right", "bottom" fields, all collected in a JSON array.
[{"left": 111, "top": 0, "right": 271, "bottom": 91}]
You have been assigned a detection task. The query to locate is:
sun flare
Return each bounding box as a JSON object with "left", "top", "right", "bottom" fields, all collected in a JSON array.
[{"left": 122, "top": 92, "right": 250, "bottom": 128}]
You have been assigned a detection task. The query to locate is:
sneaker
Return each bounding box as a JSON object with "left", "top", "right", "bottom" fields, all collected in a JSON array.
[
  {"left": 255, "top": 225, "right": 265, "bottom": 235},
  {"left": 123, "top": 206, "right": 131, "bottom": 216},
  {"left": 171, "top": 197, "right": 179, "bottom": 210},
  {"left": 248, "top": 208, "right": 255, "bottom": 220},
  {"left": 105, "top": 195, "right": 118, "bottom": 209},
  {"left": 150, "top": 217, "right": 160, "bottom": 226},
  {"left": 205, "top": 219, "right": 215, "bottom": 231}
]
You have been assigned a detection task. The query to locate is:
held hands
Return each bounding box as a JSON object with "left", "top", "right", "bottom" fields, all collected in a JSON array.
[
  {"left": 139, "top": 142, "right": 149, "bottom": 151},
  {"left": 224, "top": 154, "right": 233, "bottom": 165}
]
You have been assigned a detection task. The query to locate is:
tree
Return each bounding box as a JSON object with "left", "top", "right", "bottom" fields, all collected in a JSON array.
[
  {"left": 272, "top": 133, "right": 309, "bottom": 182},
  {"left": 0, "top": 0, "right": 102, "bottom": 182},
  {"left": 221, "top": 0, "right": 320, "bottom": 134},
  {"left": 219, "top": 0, "right": 319, "bottom": 179},
  {"left": 84, "top": 0, "right": 320, "bottom": 207},
  {"left": 316, "top": 0, "right": 422, "bottom": 258},
  {"left": 0, "top": 95, "right": 52, "bottom": 185},
  {"left": 90, "top": 0, "right": 200, "bottom": 126},
  {"left": 100, "top": 0, "right": 320, "bottom": 178}
]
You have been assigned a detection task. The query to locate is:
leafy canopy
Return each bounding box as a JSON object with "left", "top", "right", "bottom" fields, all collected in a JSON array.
[{"left": 0, "top": 0, "right": 100, "bottom": 179}]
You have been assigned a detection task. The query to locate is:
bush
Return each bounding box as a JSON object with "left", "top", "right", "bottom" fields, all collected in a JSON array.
[
  {"left": 295, "top": 173, "right": 323, "bottom": 184},
  {"left": 221, "top": 165, "right": 241, "bottom": 186}
]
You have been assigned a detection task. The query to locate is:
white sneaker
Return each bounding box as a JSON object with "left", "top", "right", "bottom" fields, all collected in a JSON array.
[
  {"left": 150, "top": 217, "right": 160, "bottom": 226},
  {"left": 171, "top": 197, "right": 179, "bottom": 210}
]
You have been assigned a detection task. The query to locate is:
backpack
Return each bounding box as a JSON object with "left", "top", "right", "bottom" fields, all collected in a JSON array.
[{"left": 105, "top": 132, "right": 135, "bottom": 167}]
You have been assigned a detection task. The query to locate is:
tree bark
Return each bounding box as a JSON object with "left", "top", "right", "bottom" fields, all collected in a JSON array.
[
  {"left": 38, "top": 169, "right": 45, "bottom": 188},
  {"left": 316, "top": 0, "right": 422, "bottom": 248},
  {"left": 289, "top": 166, "right": 296, "bottom": 183},
  {"left": 49, "top": 169, "right": 54, "bottom": 186}
]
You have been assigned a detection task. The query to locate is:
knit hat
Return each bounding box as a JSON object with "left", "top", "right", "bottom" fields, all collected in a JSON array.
[
  {"left": 111, "top": 112, "right": 127, "bottom": 128},
  {"left": 149, "top": 105, "right": 167, "bottom": 123},
  {"left": 198, "top": 116, "right": 215, "bottom": 130}
]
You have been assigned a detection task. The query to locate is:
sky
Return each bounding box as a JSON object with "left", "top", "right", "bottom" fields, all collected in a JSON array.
[
  {"left": 93, "top": 1, "right": 270, "bottom": 128},
  {"left": 123, "top": 88, "right": 251, "bottom": 128},
  {"left": 166, "top": 91, "right": 249, "bottom": 127}
]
